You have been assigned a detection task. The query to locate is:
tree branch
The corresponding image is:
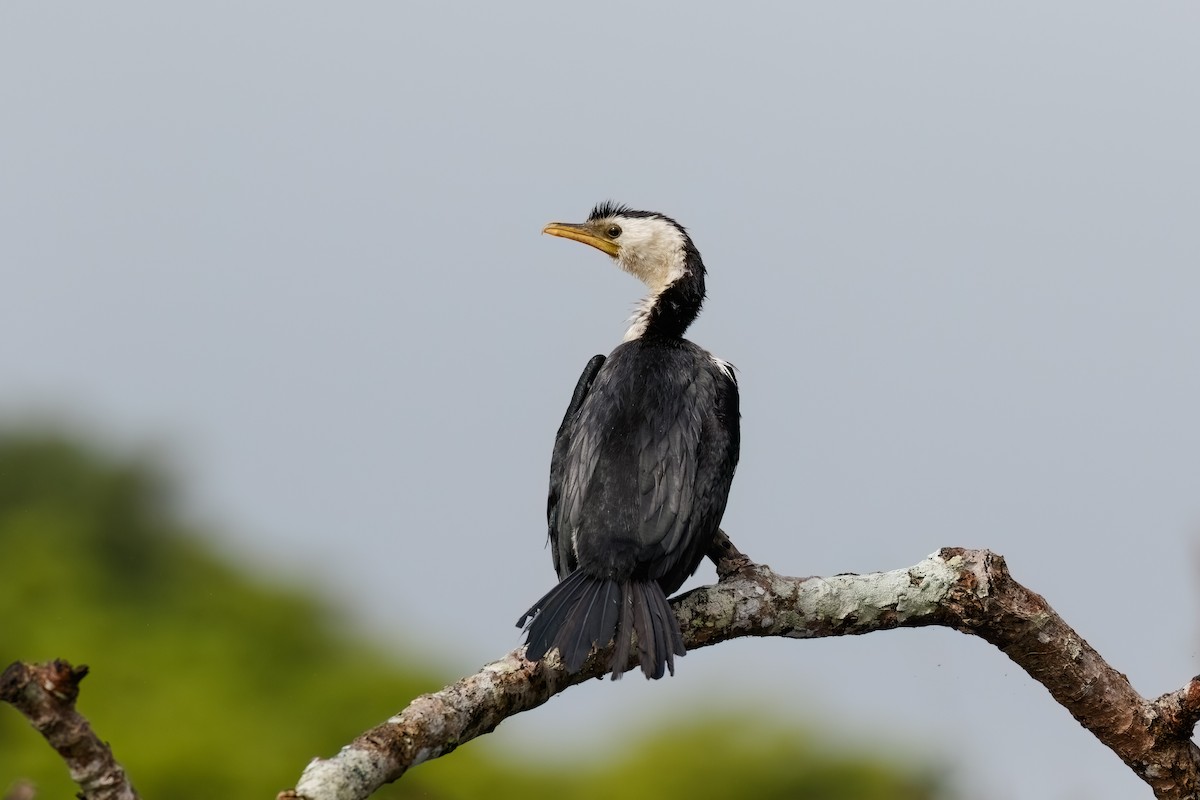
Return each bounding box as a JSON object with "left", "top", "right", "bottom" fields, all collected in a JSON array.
[
  {"left": 0, "top": 659, "right": 140, "bottom": 800},
  {"left": 280, "top": 546, "right": 1200, "bottom": 800}
]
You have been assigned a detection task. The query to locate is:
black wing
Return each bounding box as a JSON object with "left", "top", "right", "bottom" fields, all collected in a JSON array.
[
  {"left": 547, "top": 354, "right": 606, "bottom": 579},
  {"left": 557, "top": 342, "right": 740, "bottom": 594},
  {"left": 638, "top": 359, "right": 739, "bottom": 593}
]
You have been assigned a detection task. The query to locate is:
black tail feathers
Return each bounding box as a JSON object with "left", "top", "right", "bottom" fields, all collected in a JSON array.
[{"left": 517, "top": 571, "right": 686, "bottom": 679}]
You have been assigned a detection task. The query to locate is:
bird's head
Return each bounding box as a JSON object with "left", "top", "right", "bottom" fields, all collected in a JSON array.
[{"left": 543, "top": 201, "right": 703, "bottom": 294}]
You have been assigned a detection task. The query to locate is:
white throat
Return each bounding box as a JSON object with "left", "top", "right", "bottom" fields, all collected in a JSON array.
[
  {"left": 613, "top": 217, "right": 688, "bottom": 341},
  {"left": 623, "top": 296, "right": 656, "bottom": 341}
]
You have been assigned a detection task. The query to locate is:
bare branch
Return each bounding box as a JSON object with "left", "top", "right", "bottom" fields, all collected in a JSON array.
[
  {"left": 0, "top": 660, "right": 140, "bottom": 800},
  {"left": 280, "top": 547, "right": 1200, "bottom": 800}
]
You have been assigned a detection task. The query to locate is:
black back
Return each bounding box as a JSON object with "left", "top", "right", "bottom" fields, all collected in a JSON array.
[{"left": 548, "top": 337, "right": 740, "bottom": 595}]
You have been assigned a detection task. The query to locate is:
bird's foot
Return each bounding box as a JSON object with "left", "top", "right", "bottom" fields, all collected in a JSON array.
[{"left": 707, "top": 529, "right": 757, "bottom": 580}]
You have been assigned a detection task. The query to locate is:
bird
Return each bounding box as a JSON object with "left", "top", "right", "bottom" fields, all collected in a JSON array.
[{"left": 516, "top": 202, "right": 740, "bottom": 680}]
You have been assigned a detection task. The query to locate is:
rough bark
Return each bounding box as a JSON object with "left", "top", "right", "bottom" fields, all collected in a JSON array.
[
  {"left": 0, "top": 659, "right": 140, "bottom": 800},
  {"left": 279, "top": 541, "right": 1200, "bottom": 800},
  {"left": 4, "top": 543, "right": 1197, "bottom": 800}
]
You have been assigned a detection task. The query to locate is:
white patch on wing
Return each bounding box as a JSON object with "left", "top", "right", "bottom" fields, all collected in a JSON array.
[{"left": 711, "top": 355, "right": 736, "bottom": 380}]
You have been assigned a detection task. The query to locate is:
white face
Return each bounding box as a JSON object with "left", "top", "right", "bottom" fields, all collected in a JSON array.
[{"left": 606, "top": 215, "right": 689, "bottom": 293}]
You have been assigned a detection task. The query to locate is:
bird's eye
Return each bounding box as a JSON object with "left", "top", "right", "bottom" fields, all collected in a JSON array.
[{"left": 607, "top": 225, "right": 622, "bottom": 238}]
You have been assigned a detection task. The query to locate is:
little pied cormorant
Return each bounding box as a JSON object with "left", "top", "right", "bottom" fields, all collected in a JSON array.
[{"left": 517, "top": 202, "right": 740, "bottom": 680}]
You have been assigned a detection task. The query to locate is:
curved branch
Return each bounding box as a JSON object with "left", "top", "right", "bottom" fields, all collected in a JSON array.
[
  {"left": 0, "top": 659, "right": 140, "bottom": 800},
  {"left": 280, "top": 545, "right": 1200, "bottom": 800}
]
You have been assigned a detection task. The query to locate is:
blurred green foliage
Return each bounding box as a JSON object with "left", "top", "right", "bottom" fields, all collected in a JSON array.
[{"left": 0, "top": 430, "right": 946, "bottom": 799}]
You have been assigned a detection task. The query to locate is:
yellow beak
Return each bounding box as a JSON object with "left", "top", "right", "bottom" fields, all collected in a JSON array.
[{"left": 542, "top": 222, "right": 620, "bottom": 257}]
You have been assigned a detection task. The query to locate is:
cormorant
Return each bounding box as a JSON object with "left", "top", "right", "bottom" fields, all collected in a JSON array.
[{"left": 517, "top": 202, "right": 740, "bottom": 680}]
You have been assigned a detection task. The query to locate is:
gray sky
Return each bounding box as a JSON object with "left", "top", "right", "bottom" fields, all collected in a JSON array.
[{"left": 3, "top": 3, "right": 1198, "bottom": 798}]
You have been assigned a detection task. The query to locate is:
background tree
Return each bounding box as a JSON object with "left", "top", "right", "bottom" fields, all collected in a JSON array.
[{"left": 0, "top": 430, "right": 944, "bottom": 799}]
